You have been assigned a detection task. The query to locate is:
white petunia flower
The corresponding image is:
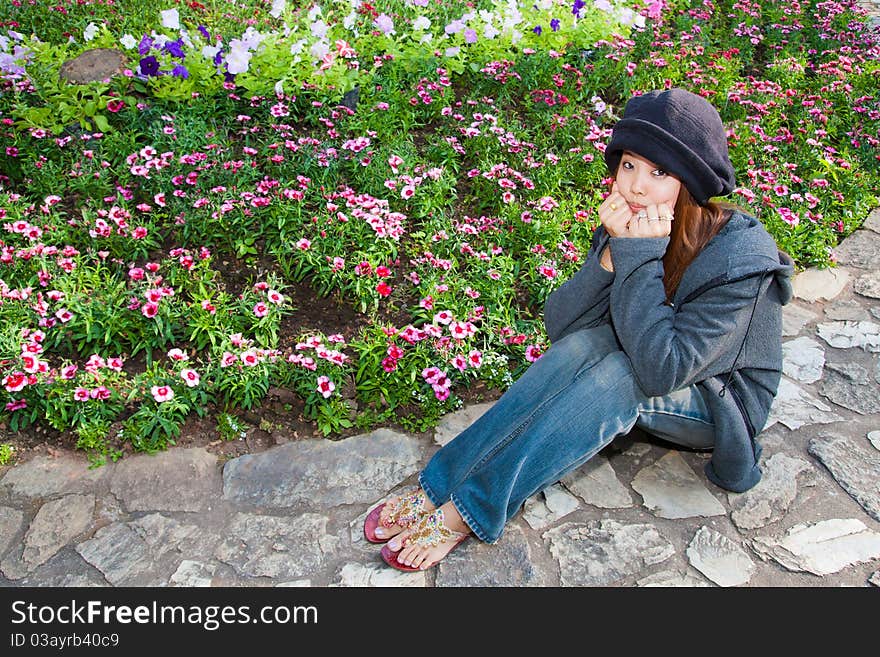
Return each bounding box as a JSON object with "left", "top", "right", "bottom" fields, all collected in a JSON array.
[
  {"left": 120, "top": 34, "right": 137, "bottom": 49},
  {"left": 270, "top": 0, "right": 286, "bottom": 19},
  {"left": 83, "top": 23, "right": 99, "bottom": 42},
  {"left": 161, "top": 8, "right": 180, "bottom": 30}
]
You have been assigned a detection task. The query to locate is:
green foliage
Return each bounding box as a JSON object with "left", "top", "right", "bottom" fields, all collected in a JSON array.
[{"left": 0, "top": 443, "right": 15, "bottom": 466}]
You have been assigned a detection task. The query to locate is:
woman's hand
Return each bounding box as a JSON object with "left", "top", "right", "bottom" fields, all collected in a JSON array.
[{"left": 599, "top": 182, "right": 674, "bottom": 239}]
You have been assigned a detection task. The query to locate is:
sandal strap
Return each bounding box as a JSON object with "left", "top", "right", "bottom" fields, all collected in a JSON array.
[
  {"left": 403, "top": 509, "right": 465, "bottom": 548},
  {"left": 382, "top": 490, "right": 427, "bottom": 529}
]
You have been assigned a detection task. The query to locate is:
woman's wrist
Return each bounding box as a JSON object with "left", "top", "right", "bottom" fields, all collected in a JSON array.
[{"left": 599, "top": 245, "right": 614, "bottom": 272}]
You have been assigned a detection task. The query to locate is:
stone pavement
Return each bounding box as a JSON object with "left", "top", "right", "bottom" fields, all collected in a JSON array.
[{"left": 1, "top": 211, "right": 880, "bottom": 588}]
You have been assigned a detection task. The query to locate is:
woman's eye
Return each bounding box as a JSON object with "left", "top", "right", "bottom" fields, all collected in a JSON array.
[{"left": 653, "top": 169, "right": 667, "bottom": 177}]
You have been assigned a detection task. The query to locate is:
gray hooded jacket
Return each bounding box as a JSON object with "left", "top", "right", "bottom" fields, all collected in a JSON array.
[{"left": 543, "top": 211, "right": 794, "bottom": 492}]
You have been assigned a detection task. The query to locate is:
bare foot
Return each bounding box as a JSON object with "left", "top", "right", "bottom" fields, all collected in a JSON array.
[
  {"left": 373, "top": 489, "right": 435, "bottom": 540},
  {"left": 387, "top": 501, "right": 470, "bottom": 570}
]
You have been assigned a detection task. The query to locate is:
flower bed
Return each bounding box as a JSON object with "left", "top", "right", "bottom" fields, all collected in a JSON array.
[{"left": 0, "top": 0, "right": 878, "bottom": 464}]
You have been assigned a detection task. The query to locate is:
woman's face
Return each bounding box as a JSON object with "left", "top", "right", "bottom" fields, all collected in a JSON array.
[{"left": 614, "top": 150, "right": 682, "bottom": 216}]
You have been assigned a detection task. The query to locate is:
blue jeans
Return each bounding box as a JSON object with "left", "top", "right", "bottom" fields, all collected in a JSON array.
[{"left": 419, "top": 324, "right": 715, "bottom": 543}]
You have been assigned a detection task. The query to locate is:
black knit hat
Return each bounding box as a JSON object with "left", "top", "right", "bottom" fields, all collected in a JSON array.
[{"left": 604, "top": 88, "right": 736, "bottom": 206}]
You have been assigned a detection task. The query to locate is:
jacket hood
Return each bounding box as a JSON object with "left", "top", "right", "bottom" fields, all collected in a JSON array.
[{"left": 675, "top": 211, "right": 794, "bottom": 306}]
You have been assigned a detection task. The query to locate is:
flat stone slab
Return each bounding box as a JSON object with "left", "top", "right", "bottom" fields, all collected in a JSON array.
[
  {"left": 77, "top": 513, "right": 217, "bottom": 586},
  {"left": 214, "top": 512, "right": 339, "bottom": 580},
  {"left": 854, "top": 270, "right": 880, "bottom": 299},
  {"left": 631, "top": 452, "right": 725, "bottom": 519},
  {"left": 686, "top": 525, "right": 755, "bottom": 587},
  {"left": 833, "top": 229, "right": 880, "bottom": 270},
  {"left": 819, "top": 364, "right": 880, "bottom": 414},
  {"left": 750, "top": 518, "right": 880, "bottom": 576},
  {"left": 523, "top": 483, "right": 580, "bottom": 530},
  {"left": 0, "top": 454, "right": 108, "bottom": 498},
  {"left": 110, "top": 447, "right": 222, "bottom": 512},
  {"left": 169, "top": 560, "right": 216, "bottom": 587},
  {"left": 808, "top": 435, "right": 880, "bottom": 521},
  {"left": 1, "top": 494, "right": 95, "bottom": 579},
  {"left": 782, "top": 336, "right": 825, "bottom": 383},
  {"left": 336, "top": 562, "right": 425, "bottom": 587},
  {"left": 544, "top": 519, "right": 675, "bottom": 586},
  {"left": 869, "top": 431, "right": 880, "bottom": 451},
  {"left": 824, "top": 298, "right": 871, "bottom": 321},
  {"left": 783, "top": 303, "right": 820, "bottom": 336},
  {"left": 222, "top": 429, "right": 421, "bottom": 508},
  {"left": 816, "top": 320, "right": 880, "bottom": 351},
  {"left": 0, "top": 506, "right": 24, "bottom": 559},
  {"left": 792, "top": 267, "right": 849, "bottom": 302},
  {"left": 637, "top": 570, "right": 711, "bottom": 587},
  {"left": 864, "top": 208, "right": 880, "bottom": 233},
  {"left": 765, "top": 378, "right": 843, "bottom": 430},
  {"left": 433, "top": 402, "right": 493, "bottom": 446},
  {"left": 560, "top": 454, "right": 632, "bottom": 509},
  {"left": 436, "top": 524, "right": 550, "bottom": 587},
  {"left": 728, "top": 454, "right": 815, "bottom": 530}
]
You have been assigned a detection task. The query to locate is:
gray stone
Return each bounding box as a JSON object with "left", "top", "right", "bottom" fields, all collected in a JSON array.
[
  {"left": 854, "top": 270, "right": 880, "bottom": 300},
  {"left": 223, "top": 429, "right": 421, "bottom": 508},
  {"left": 825, "top": 360, "right": 871, "bottom": 384},
  {"left": 819, "top": 367, "right": 880, "bottom": 415},
  {"left": 0, "top": 454, "right": 108, "bottom": 498},
  {"left": 870, "top": 571, "right": 880, "bottom": 587},
  {"left": 0, "top": 506, "right": 24, "bottom": 559},
  {"left": 728, "top": 454, "right": 815, "bottom": 530},
  {"left": 169, "top": 560, "right": 216, "bottom": 587},
  {"left": 59, "top": 48, "right": 127, "bottom": 84},
  {"left": 824, "top": 298, "right": 871, "bottom": 322},
  {"left": 864, "top": 208, "right": 880, "bottom": 233},
  {"left": 808, "top": 436, "right": 880, "bottom": 521},
  {"left": 215, "top": 512, "right": 338, "bottom": 580},
  {"left": 764, "top": 378, "right": 843, "bottom": 430},
  {"left": 523, "top": 484, "right": 580, "bottom": 530},
  {"left": 110, "top": 448, "right": 222, "bottom": 513},
  {"left": 783, "top": 303, "right": 820, "bottom": 336},
  {"left": 833, "top": 229, "right": 880, "bottom": 270},
  {"left": 637, "top": 570, "right": 712, "bottom": 587},
  {"left": 686, "top": 525, "right": 755, "bottom": 587},
  {"left": 77, "top": 513, "right": 217, "bottom": 586},
  {"left": 791, "top": 267, "right": 850, "bottom": 302},
  {"left": 4, "top": 494, "right": 95, "bottom": 578},
  {"left": 436, "top": 524, "right": 548, "bottom": 587},
  {"left": 782, "top": 336, "right": 825, "bottom": 383},
  {"left": 336, "top": 562, "right": 425, "bottom": 587},
  {"left": 544, "top": 519, "right": 675, "bottom": 586},
  {"left": 434, "top": 402, "right": 493, "bottom": 446},
  {"left": 869, "top": 431, "right": 880, "bottom": 451},
  {"left": 816, "top": 321, "right": 880, "bottom": 351},
  {"left": 750, "top": 518, "right": 880, "bottom": 576},
  {"left": 18, "top": 550, "right": 107, "bottom": 587},
  {"left": 560, "top": 455, "right": 633, "bottom": 509},
  {"left": 631, "top": 452, "right": 726, "bottom": 519}
]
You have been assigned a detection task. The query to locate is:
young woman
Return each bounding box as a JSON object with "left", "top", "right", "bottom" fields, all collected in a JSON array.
[{"left": 363, "top": 88, "right": 794, "bottom": 572}]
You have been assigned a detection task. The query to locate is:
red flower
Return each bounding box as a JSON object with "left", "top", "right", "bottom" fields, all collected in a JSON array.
[
  {"left": 376, "top": 281, "right": 392, "bottom": 297},
  {"left": 106, "top": 99, "right": 125, "bottom": 113}
]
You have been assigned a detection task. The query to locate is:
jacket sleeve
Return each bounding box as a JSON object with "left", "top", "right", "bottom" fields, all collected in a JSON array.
[
  {"left": 608, "top": 236, "right": 767, "bottom": 397},
  {"left": 543, "top": 226, "right": 615, "bottom": 343}
]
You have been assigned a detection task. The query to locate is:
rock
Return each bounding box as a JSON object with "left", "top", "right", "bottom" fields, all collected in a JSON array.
[
  {"left": 631, "top": 452, "right": 726, "bottom": 519},
  {"left": 637, "top": 570, "right": 712, "bottom": 587},
  {"left": 0, "top": 454, "right": 108, "bottom": 498},
  {"left": 869, "top": 431, "right": 880, "bottom": 451},
  {"left": 782, "top": 336, "right": 825, "bottom": 383},
  {"left": 686, "top": 525, "right": 755, "bottom": 586},
  {"left": 436, "top": 524, "right": 549, "bottom": 587},
  {"left": 833, "top": 229, "right": 880, "bottom": 270},
  {"left": 728, "top": 454, "right": 815, "bottom": 530},
  {"left": 791, "top": 267, "right": 849, "bottom": 302},
  {"left": 783, "top": 303, "right": 820, "bottom": 336},
  {"left": 560, "top": 455, "right": 632, "bottom": 509},
  {"left": 433, "top": 403, "right": 494, "bottom": 446},
  {"left": 750, "top": 518, "right": 880, "bottom": 576},
  {"left": 59, "top": 48, "right": 127, "bottom": 84},
  {"left": 523, "top": 483, "right": 580, "bottom": 530},
  {"left": 824, "top": 298, "right": 871, "bottom": 322},
  {"left": 764, "top": 378, "right": 843, "bottom": 430},
  {"left": 0, "top": 506, "right": 24, "bottom": 560},
  {"left": 336, "top": 562, "right": 425, "bottom": 587},
  {"left": 854, "top": 270, "right": 880, "bottom": 299},
  {"left": 816, "top": 321, "right": 880, "bottom": 351},
  {"left": 808, "top": 436, "right": 880, "bottom": 521},
  {"left": 544, "top": 519, "right": 674, "bottom": 586}
]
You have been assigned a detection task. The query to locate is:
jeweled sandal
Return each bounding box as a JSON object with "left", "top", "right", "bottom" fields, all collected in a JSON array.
[
  {"left": 380, "top": 508, "right": 469, "bottom": 572},
  {"left": 363, "top": 489, "right": 428, "bottom": 544}
]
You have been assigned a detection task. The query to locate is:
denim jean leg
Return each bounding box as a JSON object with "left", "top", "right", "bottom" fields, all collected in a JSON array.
[
  {"left": 446, "top": 350, "right": 645, "bottom": 543},
  {"left": 420, "top": 325, "right": 622, "bottom": 511}
]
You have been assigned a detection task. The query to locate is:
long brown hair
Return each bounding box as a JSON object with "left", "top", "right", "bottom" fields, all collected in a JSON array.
[{"left": 663, "top": 186, "right": 731, "bottom": 301}]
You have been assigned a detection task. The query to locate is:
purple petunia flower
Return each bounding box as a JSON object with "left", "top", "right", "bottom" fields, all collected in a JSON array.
[
  {"left": 533, "top": 25, "right": 542, "bottom": 35},
  {"left": 164, "top": 39, "right": 185, "bottom": 59},
  {"left": 572, "top": 0, "right": 586, "bottom": 17},
  {"left": 198, "top": 25, "right": 210, "bottom": 40},
  {"left": 464, "top": 28, "right": 477, "bottom": 44},
  {"left": 171, "top": 64, "right": 189, "bottom": 78},
  {"left": 551, "top": 18, "right": 561, "bottom": 32},
  {"left": 138, "top": 35, "right": 153, "bottom": 55},
  {"left": 139, "top": 55, "right": 160, "bottom": 77}
]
